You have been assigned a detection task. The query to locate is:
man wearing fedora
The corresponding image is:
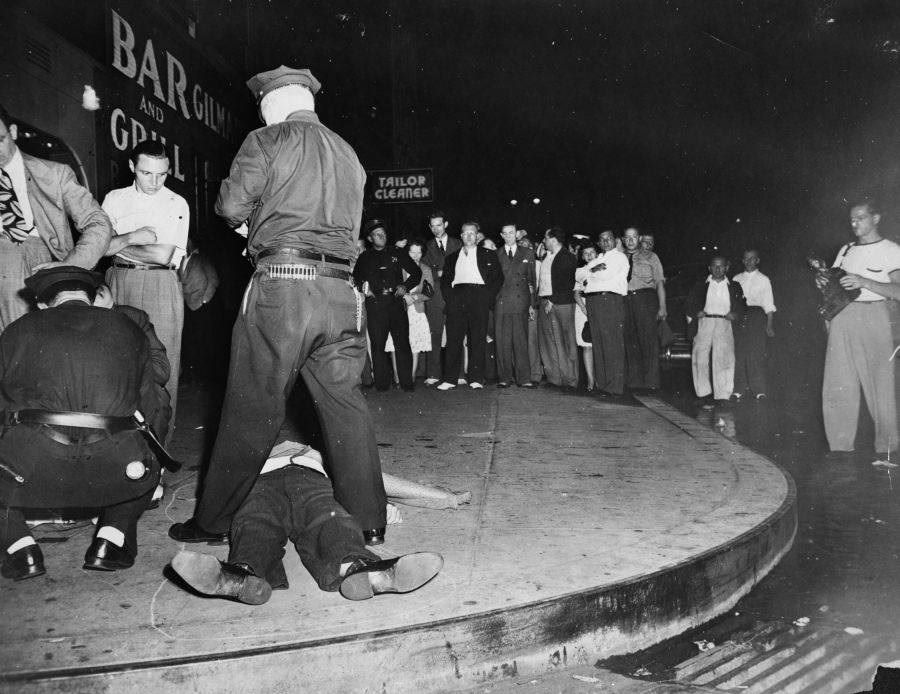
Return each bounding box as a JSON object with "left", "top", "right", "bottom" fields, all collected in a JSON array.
[
  {"left": 169, "top": 66, "right": 390, "bottom": 548},
  {"left": 353, "top": 219, "right": 421, "bottom": 391},
  {"left": 0, "top": 266, "right": 162, "bottom": 580}
]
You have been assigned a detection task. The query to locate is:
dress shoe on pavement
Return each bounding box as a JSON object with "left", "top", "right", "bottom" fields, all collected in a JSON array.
[
  {"left": 2, "top": 544, "right": 45, "bottom": 581},
  {"left": 469, "top": 382, "right": 484, "bottom": 389},
  {"left": 401, "top": 384, "right": 415, "bottom": 392},
  {"left": 436, "top": 382, "right": 455, "bottom": 391},
  {"left": 456, "top": 378, "right": 468, "bottom": 385},
  {"left": 168, "top": 518, "right": 229, "bottom": 545},
  {"left": 496, "top": 382, "right": 509, "bottom": 388},
  {"left": 83, "top": 538, "right": 134, "bottom": 571},
  {"left": 171, "top": 550, "right": 272, "bottom": 605},
  {"left": 363, "top": 527, "right": 385, "bottom": 546},
  {"left": 424, "top": 378, "right": 439, "bottom": 386},
  {"left": 520, "top": 382, "right": 536, "bottom": 388},
  {"left": 339, "top": 552, "right": 443, "bottom": 601}
]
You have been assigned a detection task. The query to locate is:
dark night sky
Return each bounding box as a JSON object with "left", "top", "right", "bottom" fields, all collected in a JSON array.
[{"left": 254, "top": 0, "right": 900, "bottom": 270}]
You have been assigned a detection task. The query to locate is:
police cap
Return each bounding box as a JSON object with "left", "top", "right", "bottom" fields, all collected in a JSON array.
[
  {"left": 246, "top": 66, "right": 322, "bottom": 102},
  {"left": 25, "top": 266, "right": 104, "bottom": 302}
]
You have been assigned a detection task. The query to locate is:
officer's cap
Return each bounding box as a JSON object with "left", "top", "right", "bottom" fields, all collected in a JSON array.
[
  {"left": 364, "top": 219, "right": 388, "bottom": 236},
  {"left": 25, "top": 266, "right": 104, "bottom": 302},
  {"left": 246, "top": 66, "right": 321, "bottom": 102}
]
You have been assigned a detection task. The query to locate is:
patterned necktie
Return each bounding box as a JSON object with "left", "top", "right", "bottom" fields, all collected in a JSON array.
[
  {"left": 0, "top": 168, "right": 31, "bottom": 242},
  {"left": 627, "top": 252, "right": 634, "bottom": 282},
  {"left": 508, "top": 247, "right": 513, "bottom": 259}
]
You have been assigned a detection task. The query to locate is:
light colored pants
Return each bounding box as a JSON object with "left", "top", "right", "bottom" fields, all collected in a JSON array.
[
  {"left": 0, "top": 236, "right": 52, "bottom": 331},
  {"left": 691, "top": 316, "right": 734, "bottom": 399},
  {"left": 537, "top": 301, "right": 578, "bottom": 387},
  {"left": 106, "top": 266, "right": 184, "bottom": 445},
  {"left": 823, "top": 301, "right": 898, "bottom": 453}
]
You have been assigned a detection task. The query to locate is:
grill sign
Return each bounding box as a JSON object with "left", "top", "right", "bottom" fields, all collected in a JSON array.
[{"left": 369, "top": 168, "right": 433, "bottom": 204}]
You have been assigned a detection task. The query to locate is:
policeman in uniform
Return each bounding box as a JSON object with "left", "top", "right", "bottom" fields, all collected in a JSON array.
[
  {"left": 169, "top": 66, "right": 389, "bottom": 546},
  {"left": 353, "top": 219, "right": 422, "bottom": 391},
  {"left": 0, "top": 267, "right": 163, "bottom": 580}
]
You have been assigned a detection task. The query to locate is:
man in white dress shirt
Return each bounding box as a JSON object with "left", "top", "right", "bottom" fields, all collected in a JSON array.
[
  {"left": 732, "top": 249, "right": 776, "bottom": 400},
  {"left": 575, "top": 230, "right": 629, "bottom": 396},
  {"left": 102, "top": 140, "right": 189, "bottom": 445}
]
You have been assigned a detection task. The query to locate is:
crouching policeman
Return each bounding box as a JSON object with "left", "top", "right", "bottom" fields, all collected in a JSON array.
[{"left": 0, "top": 266, "right": 173, "bottom": 580}]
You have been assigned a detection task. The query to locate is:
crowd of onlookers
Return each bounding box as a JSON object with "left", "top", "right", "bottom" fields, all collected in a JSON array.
[
  {"left": 353, "top": 211, "right": 787, "bottom": 414},
  {"left": 354, "top": 212, "right": 671, "bottom": 401}
]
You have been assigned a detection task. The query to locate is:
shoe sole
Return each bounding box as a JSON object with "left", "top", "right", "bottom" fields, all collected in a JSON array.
[
  {"left": 171, "top": 551, "right": 271, "bottom": 605},
  {"left": 83, "top": 559, "right": 132, "bottom": 572},
  {"left": 3, "top": 565, "right": 46, "bottom": 581},
  {"left": 340, "top": 552, "right": 443, "bottom": 601}
]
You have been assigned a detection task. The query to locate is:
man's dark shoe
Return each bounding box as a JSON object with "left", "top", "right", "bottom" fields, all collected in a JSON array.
[
  {"left": 171, "top": 550, "right": 272, "bottom": 605},
  {"left": 2, "top": 544, "right": 45, "bottom": 581},
  {"left": 363, "top": 527, "right": 385, "bottom": 546},
  {"left": 401, "top": 384, "right": 415, "bottom": 392},
  {"left": 168, "top": 518, "right": 229, "bottom": 545},
  {"left": 496, "top": 382, "right": 509, "bottom": 388},
  {"left": 339, "top": 552, "right": 443, "bottom": 601},
  {"left": 83, "top": 538, "right": 135, "bottom": 571}
]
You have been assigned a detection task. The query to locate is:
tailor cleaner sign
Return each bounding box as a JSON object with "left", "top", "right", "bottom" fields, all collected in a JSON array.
[{"left": 368, "top": 168, "right": 434, "bottom": 204}]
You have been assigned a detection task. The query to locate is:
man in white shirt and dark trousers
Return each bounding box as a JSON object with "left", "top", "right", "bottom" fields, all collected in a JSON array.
[
  {"left": 822, "top": 199, "right": 900, "bottom": 457},
  {"left": 732, "top": 249, "right": 776, "bottom": 400},
  {"left": 102, "top": 140, "right": 189, "bottom": 445},
  {"left": 576, "top": 230, "right": 629, "bottom": 397},
  {"left": 685, "top": 256, "right": 746, "bottom": 407},
  {"left": 436, "top": 222, "right": 503, "bottom": 390}
]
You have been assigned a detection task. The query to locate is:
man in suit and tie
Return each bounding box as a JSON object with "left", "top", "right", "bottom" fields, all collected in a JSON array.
[
  {"left": 436, "top": 221, "right": 504, "bottom": 390},
  {"left": 0, "top": 104, "right": 112, "bottom": 330},
  {"left": 495, "top": 223, "right": 537, "bottom": 388},
  {"left": 422, "top": 211, "right": 462, "bottom": 384}
]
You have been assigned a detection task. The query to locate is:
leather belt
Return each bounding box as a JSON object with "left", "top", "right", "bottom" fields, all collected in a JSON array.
[
  {"left": 6, "top": 409, "right": 182, "bottom": 472},
  {"left": 256, "top": 247, "right": 349, "bottom": 267},
  {"left": 627, "top": 288, "right": 656, "bottom": 295},
  {"left": 583, "top": 291, "right": 622, "bottom": 297},
  {"left": 113, "top": 261, "right": 175, "bottom": 270},
  {"left": 702, "top": 314, "right": 730, "bottom": 319}
]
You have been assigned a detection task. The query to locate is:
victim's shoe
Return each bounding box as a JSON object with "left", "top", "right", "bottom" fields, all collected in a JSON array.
[
  {"left": 339, "top": 552, "right": 443, "bottom": 601},
  {"left": 171, "top": 550, "right": 272, "bottom": 605}
]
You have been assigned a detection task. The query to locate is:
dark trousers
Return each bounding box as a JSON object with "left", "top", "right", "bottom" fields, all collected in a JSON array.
[
  {"left": 0, "top": 426, "right": 158, "bottom": 552},
  {"left": 424, "top": 291, "right": 447, "bottom": 380},
  {"left": 230, "top": 466, "right": 378, "bottom": 592},
  {"left": 443, "top": 285, "right": 491, "bottom": 384},
  {"left": 366, "top": 295, "right": 413, "bottom": 389},
  {"left": 195, "top": 264, "right": 387, "bottom": 534},
  {"left": 586, "top": 293, "right": 626, "bottom": 395},
  {"left": 528, "top": 315, "right": 543, "bottom": 382},
  {"left": 624, "top": 289, "right": 661, "bottom": 389},
  {"left": 495, "top": 310, "right": 531, "bottom": 384},
  {"left": 734, "top": 307, "right": 769, "bottom": 395}
]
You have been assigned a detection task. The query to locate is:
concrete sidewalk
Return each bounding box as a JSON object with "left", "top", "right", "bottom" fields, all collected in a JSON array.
[{"left": 0, "top": 385, "right": 795, "bottom": 693}]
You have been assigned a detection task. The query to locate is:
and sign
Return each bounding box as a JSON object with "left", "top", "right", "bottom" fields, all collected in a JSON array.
[{"left": 368, "top": 168, "right": 433, "bottom": 203}]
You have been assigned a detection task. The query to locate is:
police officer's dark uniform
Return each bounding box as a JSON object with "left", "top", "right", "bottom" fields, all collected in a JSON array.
[
  {"left": 353, "top": 220, "right": 422, "bottom": 391},
  {"left": 169, "top": 66, "right": 389, "bottom": 545},
  {"left": 0, "top": 267, "right": 163, "bottom": 580}
]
